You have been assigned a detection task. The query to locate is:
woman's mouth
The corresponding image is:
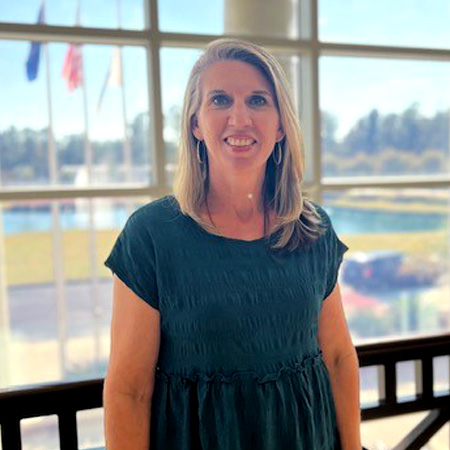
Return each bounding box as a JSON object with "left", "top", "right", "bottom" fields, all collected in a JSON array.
[{"left": 223, "top": 137, "right": 257, "bottom": 152}]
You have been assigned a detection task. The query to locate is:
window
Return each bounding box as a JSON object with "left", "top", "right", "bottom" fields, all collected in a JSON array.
[
  {"left": 319, "top": 0, "right": 450, "bottom": 50},
  {"left": 1, "top": 1, "right": 450, "bottom": 449},
  {"left": 320, "top": 57, "right": 450, "bottom": 177}
]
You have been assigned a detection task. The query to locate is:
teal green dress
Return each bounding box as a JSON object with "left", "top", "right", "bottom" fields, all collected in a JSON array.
[{"left": 104, "top": 194, "right": 349, "bottom": 450}]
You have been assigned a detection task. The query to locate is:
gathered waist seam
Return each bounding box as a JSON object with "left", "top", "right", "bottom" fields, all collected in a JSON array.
[{"left": 155, "top": 351, "right": 324, "bottom": 385}]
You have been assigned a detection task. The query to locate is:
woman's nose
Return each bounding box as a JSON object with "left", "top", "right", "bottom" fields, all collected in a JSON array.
[{"left": 228, "top": 102, "right": 253, "bottom": 127}]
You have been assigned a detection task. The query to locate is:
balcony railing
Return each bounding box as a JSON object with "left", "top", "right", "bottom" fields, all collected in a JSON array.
[
  {"left": 1, "top": 333, "right": 449, "bottom": 450},
  {"left": 0, "top": 379, "right": 103, "bottom": 450},
  {"left": 358, "top": 332, "right": 450, "bottom": 450}
]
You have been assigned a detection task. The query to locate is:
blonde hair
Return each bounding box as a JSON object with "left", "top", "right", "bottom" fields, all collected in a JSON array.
[{"left": 172, "top": 38, "right": 325, "bottom": 252}]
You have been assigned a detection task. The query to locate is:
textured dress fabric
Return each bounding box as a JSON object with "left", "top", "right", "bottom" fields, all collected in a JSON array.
[{"left": 104, "top": 194, "right": 350, "bottom": 450}]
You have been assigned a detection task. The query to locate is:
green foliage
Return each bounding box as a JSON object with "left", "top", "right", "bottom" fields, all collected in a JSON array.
[
  {"left": 0, "top": 111, "right": 153, "bottom": 184},
  {"left": 0, "top": 105, "right": 449, "bottom": 183},
  {"left": 322, "top": 103, "right": 449, "bottom": 157},
  {"left": 321, "top": 104, "right": 449, "bottom": 176}
]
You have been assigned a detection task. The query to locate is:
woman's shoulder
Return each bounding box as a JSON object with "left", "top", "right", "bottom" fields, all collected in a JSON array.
[
  {"left": 117, "top": 195, "right": 182, "bottom": 244},
  {"left": 129, "top": 195, "right": 178, "bottom": 225}
]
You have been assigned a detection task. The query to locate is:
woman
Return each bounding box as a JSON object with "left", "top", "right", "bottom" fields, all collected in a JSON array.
[{"left": 103, "top": 38, "right": 363, "bottom": 450}]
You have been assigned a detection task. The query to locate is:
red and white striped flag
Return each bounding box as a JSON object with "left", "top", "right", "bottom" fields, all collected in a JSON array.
[{"left": 62, "top": 44, "right": 83, "bottom": 91}]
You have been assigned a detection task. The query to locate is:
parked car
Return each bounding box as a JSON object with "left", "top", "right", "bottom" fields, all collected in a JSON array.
[{"left": 342, "top": 250, "right": 438, "bottom": 293}]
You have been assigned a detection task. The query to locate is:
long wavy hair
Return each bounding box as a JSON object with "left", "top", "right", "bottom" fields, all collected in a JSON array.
[{"left": 171, "top": 38, "right": 326, "bottom": 253}]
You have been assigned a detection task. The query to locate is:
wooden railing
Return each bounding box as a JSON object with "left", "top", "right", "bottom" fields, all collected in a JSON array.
[
  {"left": 0, "top": 379, "right": 103, "bottom": 450},
  {"left": 1, "top": 333, "right": 449, "bottom": 450},
  {"left": 358, "top": 332, "right": 450, "bottom": 450}
]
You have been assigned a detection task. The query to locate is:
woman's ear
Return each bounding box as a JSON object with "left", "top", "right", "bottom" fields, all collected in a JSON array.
[
  {"left": 276, "top": 126, "right": 285, "bottom": 142},
  {"left": 191, "top": 115, "right": 203, "bottom": 141}
]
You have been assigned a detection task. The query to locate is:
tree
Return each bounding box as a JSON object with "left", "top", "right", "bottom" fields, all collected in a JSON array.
[{"left": 321, "top": 110, "right": 340, "bottom": 154}]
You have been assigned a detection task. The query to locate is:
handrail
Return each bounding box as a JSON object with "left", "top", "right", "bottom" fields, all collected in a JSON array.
[
  {"left": 357, "top": 332, "right": 450, "bottom": 450},
  {"left": 0, "top": 379, "right": 103, "bottom": 450},
  {"left": 1, "top": 333, "right": 449, "bottom": 450},
  {"left": 357, "top": 332, "right": 450, "bottom": 419}
]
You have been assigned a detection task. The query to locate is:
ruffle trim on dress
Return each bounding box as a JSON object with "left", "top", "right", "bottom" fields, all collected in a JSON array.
[{"left": 155, "top": 352, "right": 323, "bottom": 385}]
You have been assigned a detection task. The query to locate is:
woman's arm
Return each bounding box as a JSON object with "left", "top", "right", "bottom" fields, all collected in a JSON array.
[
  {"left": 104, "top": 275, "right": 161, "bottom": 450},
  {"left": 326, "top": 349, "right": 362, "bottom": 450},
  {"left": 318, "top": 282, "right": 363, "bottom": 450},
  {"left": 103, "top": 387, "right": 153, "bottom": 450}
]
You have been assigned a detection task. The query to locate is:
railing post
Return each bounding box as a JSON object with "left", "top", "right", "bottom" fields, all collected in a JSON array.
[
  {"left": 58, "top": 411, "right": 79, "bottom": 450},
  {"left": 1, "top": 419, "right": 22, "bottom": 450},
  {"left": 384, "top": 361, "right": 397, "bottom": 405},
  {"left": 418, "top": 356, "right": 433, "bottom": 401}
]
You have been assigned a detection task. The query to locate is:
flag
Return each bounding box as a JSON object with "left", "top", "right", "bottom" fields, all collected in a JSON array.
[
  {"left": 62, "top": 44, "right": 83, "bottom": 91},
  {"left": 26, "top": 3, "right": 45, "bottom": 81},
  {"left": 62, "top": 3, "right": 83, "bottom": 91},
  {"left": 97, "top": 47, "right": 123, "bottom": 113}
]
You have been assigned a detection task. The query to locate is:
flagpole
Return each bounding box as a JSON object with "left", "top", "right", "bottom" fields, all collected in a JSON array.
[
  {"left": 0, "top": 154, "right": 11, "bottom": 387},
  {"left": 117, "top": 0, "right": 133, "bottom": 209},
  {"left": 119, "top": 50, "right": 132, "bottom": 185},
  {"left": 83, "top": 62, "right": 102, "bottom": 375},
  {"left": 43, "top": 0, "right": 68, "bottom": 379},
  {"left": 72, "top": 1, "right": 102, "bottom": 373}
]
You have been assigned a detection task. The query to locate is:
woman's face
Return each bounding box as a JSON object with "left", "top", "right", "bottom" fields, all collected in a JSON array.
[{"left": 192, "top": 60, "right": 285, "bottom": 172}]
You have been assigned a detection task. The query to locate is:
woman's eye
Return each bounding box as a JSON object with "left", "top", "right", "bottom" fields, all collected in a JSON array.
[
  {"left": 249, "top": 96, "right": 268, "bottom": 106},
  {"left": 211, "top": 95, "right": 230, "bottom": 106}
]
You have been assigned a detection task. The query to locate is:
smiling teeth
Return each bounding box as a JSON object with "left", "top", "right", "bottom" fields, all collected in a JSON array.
[{"left": 226, "top": 137, "right": 255, "bottom": 146}]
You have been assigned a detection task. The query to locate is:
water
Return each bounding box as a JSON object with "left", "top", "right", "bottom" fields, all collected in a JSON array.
[
  {"left": 325, "top": 206, "right": 447, "bottom": 234},
  {"left": 2, "top": 204, "right": 130, "bottom": 235},
  {"left": 1, "top": 204, "right": 448, "bottom": 236}
]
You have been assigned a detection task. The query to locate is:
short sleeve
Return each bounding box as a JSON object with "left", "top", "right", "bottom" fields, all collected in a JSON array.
[
  {"left": 319, "top": 206, "right": 349, "bottom": 301},
  {"left": 104, "top": 211, "right": 159, "bottom": 310}
]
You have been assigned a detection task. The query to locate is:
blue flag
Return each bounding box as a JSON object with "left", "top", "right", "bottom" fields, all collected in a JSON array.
[{"left": 26, "top": 3, "right": 45, "bottom": 81}]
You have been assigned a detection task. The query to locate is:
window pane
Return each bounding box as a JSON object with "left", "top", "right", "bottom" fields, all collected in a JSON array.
[
  {"left": 323, "top": 188, "right": 450, "bottom": 345},
  {"left": 0, "top": 40, "right": 153, "bottom": 188},
  {"left": 433, "top": 355, "right": 450, "bottom": 397},
  {"left": 0, "top": 0, "right": 146, "bottom": 30},
  {"left": 158, "top": 0, "right": 309, "bottom": 39},
  {"left": 320, "top": 57, "right": 450, "bottom": 178},
  {"left": 1, "top": 196, "right": 150, "bottom": 389},
  {"left": 396, "top": 360, "right": 418, "bottom": 402},
  {"left": 161, "top": 47, "right": 305, "bottom": 185},
  {"left": 21, "top": 415, "right": 60, "bottom": 450},
  {"left": 77, "top": 408, "right": 105, "bottom": 450},
  {"left": 319, "top": 0, "right": 450, "bottom": 49},
  {"left": 160, "top": 48, "right": 202, "bottom": 186}
]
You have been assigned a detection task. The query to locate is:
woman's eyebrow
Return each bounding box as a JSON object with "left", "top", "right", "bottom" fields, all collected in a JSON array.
[
  {"left": 206, "top": 89, "right": 227, "bottom": 97},
  {"left": 206, "top": 89, "right": 272, "bottom": 96},
  {"left": 251, "top": 90, "right": 271, "bottom": 96}
]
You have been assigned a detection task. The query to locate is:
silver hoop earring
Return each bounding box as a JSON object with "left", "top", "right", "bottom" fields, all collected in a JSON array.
[
  {"left": 196, "top": 140, "right": 205, "bottom": 164},
  {"left": 272, "top": 141, "right": 282, "bottom": 165}
]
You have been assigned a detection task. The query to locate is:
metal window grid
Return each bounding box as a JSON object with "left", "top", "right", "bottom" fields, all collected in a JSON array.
[{"left": 0, "top": 0, "right": 449, "bottom": 204}]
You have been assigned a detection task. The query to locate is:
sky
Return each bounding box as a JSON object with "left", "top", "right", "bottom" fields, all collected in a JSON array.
[{"left": 0, "top": 0, "right": 449, "bottom": 142}]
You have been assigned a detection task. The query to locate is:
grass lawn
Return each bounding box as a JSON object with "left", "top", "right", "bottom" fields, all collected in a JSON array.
[
  {"left": 3, "top": 228, "right": 448, "bottom": 286},
  {"left": 4, "top": 229, "right": 119, "bottom": 285}
]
